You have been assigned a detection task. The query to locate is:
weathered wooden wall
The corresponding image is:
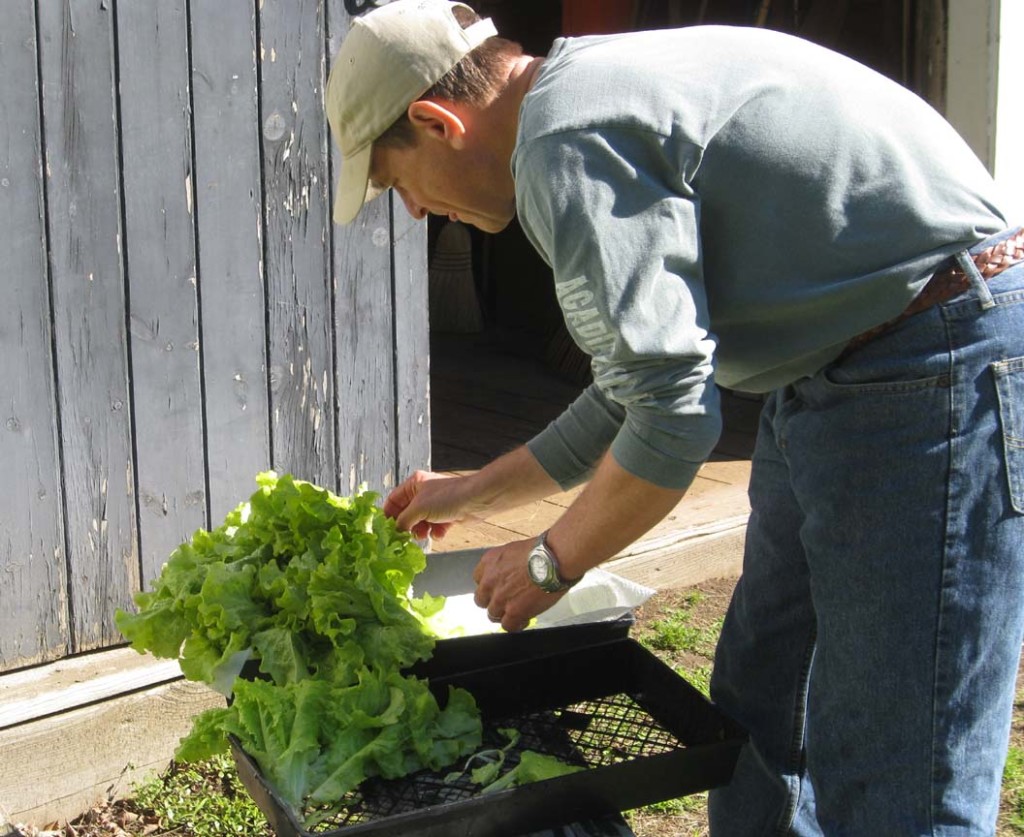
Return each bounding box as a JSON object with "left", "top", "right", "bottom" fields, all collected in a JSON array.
[{"left": 0, "top": 0, "right": 429, "bottom": 674}]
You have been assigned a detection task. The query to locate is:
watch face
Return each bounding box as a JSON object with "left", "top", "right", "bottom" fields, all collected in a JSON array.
[{"left": 528, "top": 549, "right": 551, "bottom": 584}]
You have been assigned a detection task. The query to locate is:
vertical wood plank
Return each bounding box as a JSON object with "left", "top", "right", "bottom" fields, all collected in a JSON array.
[
  {"left": 259, "top": 0, "right": 336, "bottom": 488},
  {"left": 392, "top": 201, "right": 431, "bottom": 479},
  {"left": 0, "top": 0, "right": 70, "bottom": 670},
  {"left": 326, "top": 1, "right": 399, "bottom": 497},
  {"left": 333, "top": 195, "right": 398, "bottom": 495},
  {"left": 38, "top": 0, "right": 138, "bottom": 651},
  {"left": 117, "top": 0, "right": 206, "bottom": 583},
  {"left": 190, "top": 0, "right": 271, "bottom": 522}
]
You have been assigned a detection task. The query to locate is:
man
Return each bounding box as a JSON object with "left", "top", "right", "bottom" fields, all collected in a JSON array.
[{"left": 326, "top": 1, "right": 1024, "bottom": 833}]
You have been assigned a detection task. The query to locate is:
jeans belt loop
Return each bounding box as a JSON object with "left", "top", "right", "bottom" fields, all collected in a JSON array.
[
  {"left": 954, "top": 249, "right": 996, "bottom": 310},
  {"left": 842, "top": 226, "right": 1024, "bottom": 358}
]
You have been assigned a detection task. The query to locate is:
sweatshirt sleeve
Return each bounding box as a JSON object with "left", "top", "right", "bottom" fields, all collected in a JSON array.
[
  {"left": 527, "top": 382, "right": 625, "bottom": 489},
  {"left": 515, "top": 126, "right": 722, "bottom": 490}
]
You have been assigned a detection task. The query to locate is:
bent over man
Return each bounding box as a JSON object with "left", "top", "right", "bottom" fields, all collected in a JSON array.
[{"left": 326, "top": 2, "right": 1024, "bottom": 832}]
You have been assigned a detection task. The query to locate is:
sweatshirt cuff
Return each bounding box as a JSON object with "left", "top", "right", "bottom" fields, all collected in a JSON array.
[
  {"left": 527, "top": 384, "right": 624, "bottom": 489},
  {"left": 608, "top": 412, "right": 720, "bottom": 490}
]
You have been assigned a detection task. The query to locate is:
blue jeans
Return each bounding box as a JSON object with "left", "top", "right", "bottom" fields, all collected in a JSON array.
[{"left": 709, "top": 231, "right": 1024, "bottom": 835}]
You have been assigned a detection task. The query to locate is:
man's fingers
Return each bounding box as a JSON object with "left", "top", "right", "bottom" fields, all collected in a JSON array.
[
  {"left": 472, "top": 540, "right": 542, "bottom": 633},
  {"left": 381, "top": 495, "right": 401, "bottom": 519},
  {"left": 383, "top": 470, "right": 437, "bottom": 522},
  {"left": 396, "top": 502, "right": 425, "bottom": 533},
  {"left": 472, "top": 557, "right": 485, "bottom": 585},
  {"left": 501, "top": 615, "right": 528, "bottom": 633},
  {"left": 382, "top": 481, "right": 414, "bottom": 519},
  {"left": 397, "top": 508, "right": 453, "bottom": 540}
]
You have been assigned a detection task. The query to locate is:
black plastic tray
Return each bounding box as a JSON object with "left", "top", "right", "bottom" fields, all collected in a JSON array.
[
  {"left": 404, "top": 615, "right": 634, "bottom": 677},
  {"left": 231, "top": 631, "right": 745, "bottom": 837}
]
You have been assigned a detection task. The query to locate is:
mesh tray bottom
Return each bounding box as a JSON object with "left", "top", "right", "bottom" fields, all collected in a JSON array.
[{"left": 302, "top": 692, "right": 686, "bottom": 831}]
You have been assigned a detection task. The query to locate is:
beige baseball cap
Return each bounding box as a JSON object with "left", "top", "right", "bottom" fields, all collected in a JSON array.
[{"left": 326, "top": 1, "right": 497, "bottom": 225}]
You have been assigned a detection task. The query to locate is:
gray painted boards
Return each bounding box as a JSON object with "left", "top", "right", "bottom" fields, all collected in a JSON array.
[{"left": 0, "top": 0, "right": 429, "bottom": 672}]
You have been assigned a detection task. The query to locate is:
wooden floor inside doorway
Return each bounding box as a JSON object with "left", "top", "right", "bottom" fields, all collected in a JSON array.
[{"left": 428, "top": 332, "right": 758, "bottom": 590}]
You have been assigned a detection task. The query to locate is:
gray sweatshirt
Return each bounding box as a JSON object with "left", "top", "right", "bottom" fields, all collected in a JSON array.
[{"left": 512, "top": 25, "right": 1007, "bottom": 490}]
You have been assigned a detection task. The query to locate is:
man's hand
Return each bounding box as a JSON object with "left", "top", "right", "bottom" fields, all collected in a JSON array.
[
  {"left": 383, "top": 470, "right": 467, "bottom": 540},
  {"left": 383, "top": 447, "right": 561, "bottom": 541},
  {"left": 473, "top": 538, "right": 567, "bottom": 632}
]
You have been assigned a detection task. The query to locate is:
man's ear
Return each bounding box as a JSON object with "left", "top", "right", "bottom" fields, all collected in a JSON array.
[{"left": 407, "top": 100, "right": 467, "bottom": 148}]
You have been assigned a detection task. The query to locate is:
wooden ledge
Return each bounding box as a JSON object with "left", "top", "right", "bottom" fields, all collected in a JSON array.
[{"left": 0, "top": 647, "right": 183, "bottom": 731}]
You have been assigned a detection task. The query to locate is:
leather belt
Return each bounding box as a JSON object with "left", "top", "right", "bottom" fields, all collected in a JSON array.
[{"left": 843, "top": 226, "right": 1024, "bottom": 357}]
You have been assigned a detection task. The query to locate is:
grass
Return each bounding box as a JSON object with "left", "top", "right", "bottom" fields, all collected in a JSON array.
[
  {"left": 1005, "top": 746, "right": 1024, "bottom": 832},
  {"left": 637, "top": 590, "right": 721, "bottom": 701},
  {"left": 624, "top": 584, "right": 726, "bottom": 836},
  {"left": 129, "top": 754, "right": 270, "bottom": 836},
  {"left": 58, "top": 754, "right": 274, "bottom": 837}
]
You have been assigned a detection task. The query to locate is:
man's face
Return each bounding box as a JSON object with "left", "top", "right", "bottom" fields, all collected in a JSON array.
[{"left": 368, "top": 136, "right": 516, "bottom": 234}]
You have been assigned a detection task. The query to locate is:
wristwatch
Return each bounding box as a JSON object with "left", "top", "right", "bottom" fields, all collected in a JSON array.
[{"left": 526, "top": 531, "right": 582, "bottom": 593}]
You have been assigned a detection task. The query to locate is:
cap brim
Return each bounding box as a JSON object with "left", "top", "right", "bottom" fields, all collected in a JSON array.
[{"left": 333, "top": 143, "right": 374, "bottom": 225}]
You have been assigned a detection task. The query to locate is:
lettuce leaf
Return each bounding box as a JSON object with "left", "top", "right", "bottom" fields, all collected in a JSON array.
[
  {"left": 115, "top": 472, "right": 482, "bottom": 813},
  {"left": 479, "top": 750, "right": 585, "bottom": 795}
]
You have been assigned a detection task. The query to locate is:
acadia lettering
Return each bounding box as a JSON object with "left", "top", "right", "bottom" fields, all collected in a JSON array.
[{"left": 555, "top": 275, "right": 617, "bottom": 356}]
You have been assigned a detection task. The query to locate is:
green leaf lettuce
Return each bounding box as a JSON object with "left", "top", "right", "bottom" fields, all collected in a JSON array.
[{"left": 115, "top": 472, "right": 482, "bottom": 813}]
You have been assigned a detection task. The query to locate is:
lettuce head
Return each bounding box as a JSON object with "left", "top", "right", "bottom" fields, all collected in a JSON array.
[{"left": 115, "top": 472, "right": 481, "bottom": 813}]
